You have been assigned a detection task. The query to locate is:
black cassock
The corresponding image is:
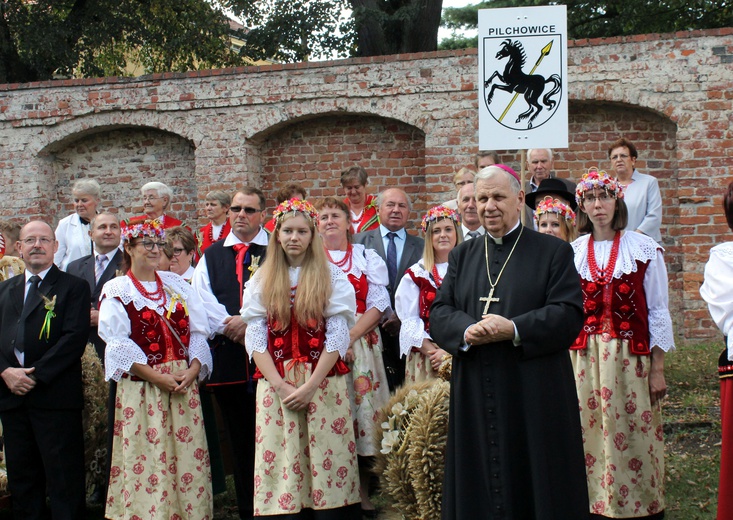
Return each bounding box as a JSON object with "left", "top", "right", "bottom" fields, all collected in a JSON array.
[{"left": 431, "top": 225, "right": 589, "bottom": 520}]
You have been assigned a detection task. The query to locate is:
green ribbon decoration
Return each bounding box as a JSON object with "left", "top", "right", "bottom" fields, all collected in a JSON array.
[{"left": 39, "top": 310, "right": 55, "bottom": 340}]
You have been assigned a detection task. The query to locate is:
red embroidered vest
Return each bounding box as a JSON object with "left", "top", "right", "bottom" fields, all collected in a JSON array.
[
  {"left": 406, "top": 269, "right": 436, "bottom": 339},
  {"left": 347, "top": 273, "right": 368, "bottom": 314},
  {"left": 253, "top": 314, "right": 349, "bottom": 380},
  {"left": 122, "top": 299, "right": 190, "bottom": 366},
  {"left": 572, "top": 260, "right": 651, "bottom": 355}
]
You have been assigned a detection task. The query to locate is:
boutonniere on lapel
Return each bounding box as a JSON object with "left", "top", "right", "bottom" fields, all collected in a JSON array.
[
  {"left": 249, "top": 256, "right": 261, "bottom": 275},
  {"left": 39, "top": 294, "right": 57, "bottom": 340}
]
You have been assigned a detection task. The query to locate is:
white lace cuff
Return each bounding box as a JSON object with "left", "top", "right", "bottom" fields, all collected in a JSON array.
[
  {"left": 399, "top": 316, "right": 429, "bottom": 357},
  {"left": 325, "top": 314, "right": 350, "bottom": 357},
  {"left": 648, "top": 308, "right": 675, "bottom": 352},
  {"left": 104, "top": 337, "right": 148, "bottom": 382},
  {"left": 245, "top": 317, "right": 269, "bottom": 357},
  {"left": 365, "top": 283, "right": 390, "bottom": 313},
  {"left": 189, "top": 332, "right": 213, "bottom": 380}
]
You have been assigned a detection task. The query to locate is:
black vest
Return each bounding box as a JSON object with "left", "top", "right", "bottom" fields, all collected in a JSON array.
[{"left": 204, "top": 240, "right": 267, "bottom": 385}]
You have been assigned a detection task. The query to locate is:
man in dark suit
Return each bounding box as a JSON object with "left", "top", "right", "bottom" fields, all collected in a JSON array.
[
  {"left": 67, "top": 212, "right": 123, "bottom": 363},
  {"left": 0, "top": 220, "right": 90, "bottom": 519},
  {"left": 191, "top": 187, "right": 269, "bottom": 520},
  {"left": 354, "top": 187, "right": 424, "bottom": 390}
]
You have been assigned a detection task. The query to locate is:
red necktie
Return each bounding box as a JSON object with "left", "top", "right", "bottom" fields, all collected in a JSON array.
[{"left": 233, "top": 243, "right": 249, "bottom": 305}]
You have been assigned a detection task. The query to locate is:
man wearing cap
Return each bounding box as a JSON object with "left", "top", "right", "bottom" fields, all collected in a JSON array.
[
  {"left": 431, "top": 165, "right": 588, "bottom": 519},
  {"left": 524, "top": 148, "right": 575, "bottom": 226}
]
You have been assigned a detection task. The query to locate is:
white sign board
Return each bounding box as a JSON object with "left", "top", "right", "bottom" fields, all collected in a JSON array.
[{"left": 478, "top": 5, "right": 568, "bottom": 150}]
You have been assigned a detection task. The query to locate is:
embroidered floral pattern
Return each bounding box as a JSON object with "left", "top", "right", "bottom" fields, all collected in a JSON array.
[
  {"left": 105, "top": 359, "right": 212, "bottom": 520},
  {"left": 571, "top": 338, "right": 665, "bottom": 517},
  {"left": 253, "top": 363, "right": 359, "bottom": 515}
]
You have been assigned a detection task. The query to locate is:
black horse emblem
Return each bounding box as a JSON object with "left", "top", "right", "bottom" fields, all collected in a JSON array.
[{"left": 485, "top": 39, "right": 561, "bottom": 129}]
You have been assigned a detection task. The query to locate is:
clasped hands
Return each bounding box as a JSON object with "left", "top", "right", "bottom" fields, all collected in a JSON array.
[
  {"left": 2, "top": 367, "right": 37, "bottom": 396},
  {"left": 464, "top": 314, "right": 515, "bottom": 346}
]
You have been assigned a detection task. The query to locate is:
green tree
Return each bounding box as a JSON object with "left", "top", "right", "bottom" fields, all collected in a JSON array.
[
  {"left": 230, "top": 0, "right": 356, "bottom": 62},
  {"left": 439, "top": 0, "right": 733, "bottom": 50},
  {"left": 228, "top": 0, "right": 444, "bottom": 61},
  {"left": 0, "top": 0, "right": 244, "bottom": 84}
]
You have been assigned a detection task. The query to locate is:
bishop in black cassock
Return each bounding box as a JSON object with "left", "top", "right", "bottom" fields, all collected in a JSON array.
[{"left": 430, "top": 165, "right": 589, "bottom": 520}]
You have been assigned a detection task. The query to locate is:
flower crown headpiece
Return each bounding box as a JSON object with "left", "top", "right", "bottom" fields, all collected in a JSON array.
[
  {"left": 575, "top": 167, "right": 625, "bottom": 206},
  {"left": 274, "top": 198, "right": 318, "bottom": 223},
  {"left": 534, "top": 196, "right": 576, "bottom": 224},
  {"left": 421, "top": 205, "right": 460, "bottom": 233},
  {"left": 121, "top": 219, "right": 166, "bottom": 242}
]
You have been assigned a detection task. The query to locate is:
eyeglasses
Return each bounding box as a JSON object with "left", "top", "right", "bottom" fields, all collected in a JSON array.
[
  {"left": 610, "top": 153, "right": 630, "bottom": 161},
  {"left": 142, "top": 195, "right": 160, "bottom": 202},
  {"left": 171, "top": 247, "right": 187, "bottom": 257},
  {"left": 21, "top": 237, "right": 54, "bottom": 246},
  {"left": 229, "top": 206, "right": 260, "bottom": 214},
  {"left": 135, "top": 240, "right": 166, "bottom": 251},
  {"left": 583, "top": 192, "right": 614, "bottom": 204}
]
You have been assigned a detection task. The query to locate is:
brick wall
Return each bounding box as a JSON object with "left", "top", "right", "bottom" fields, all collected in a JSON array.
[{"left": 0, "top": 27, "right": 732, "bottom": 341}]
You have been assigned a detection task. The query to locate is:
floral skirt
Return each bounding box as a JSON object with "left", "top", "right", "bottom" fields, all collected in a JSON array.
[
  {"left": 346, "top": 320, "right": 390, "bottom": 456},
  {"left": 106, "top": 359, "right": 213, "bottom": 520},
  {"left": 254, "top": 361, "right": 360, "bottom": 516},
  {"left": 571, "top": 336, "right": 664, "bottom": 518},
  {"left": 405, "top": 350, "right": 437, "bottom": 384}
]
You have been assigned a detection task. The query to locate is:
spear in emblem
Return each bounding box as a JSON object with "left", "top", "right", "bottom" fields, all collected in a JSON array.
[{"left": 498, "top": 40, "right": 554, "bottom": 123}]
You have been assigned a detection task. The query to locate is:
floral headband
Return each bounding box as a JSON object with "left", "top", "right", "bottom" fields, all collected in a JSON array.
[
  {"left": 575, "top": 167, "right": 625, "bottom": 206},
  {"left": 274, "top": 198, "right": 318, "bottom": 223},
  {"left": 421, "top": 205, "right": 460, "bottom": 233},
  {"left": 534, "top": 196, "right": 576, "bottom": 224},
  {"left": 120, "top": 219, "right": 166, "bottom": 242}
]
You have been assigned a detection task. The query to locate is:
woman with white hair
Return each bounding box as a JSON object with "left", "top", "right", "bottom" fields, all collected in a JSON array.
[
  {"left": 129, "top": 181, "right": 183, "bottom": 229},
  {"left": 54, "top": 178, "right": 101, "bottom": 270}
]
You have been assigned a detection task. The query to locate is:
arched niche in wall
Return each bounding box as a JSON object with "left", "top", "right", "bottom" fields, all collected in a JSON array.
[
  {"left": 39, "top": 125, "right": 198, "bottom": 227},
  {"left": 251, "top": 113, "right": 427, "bottom": 233}
]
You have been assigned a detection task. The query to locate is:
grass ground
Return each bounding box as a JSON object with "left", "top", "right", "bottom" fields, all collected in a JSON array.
[
  {"left": 663, "top": 341, "right": 722, "bottom": 519},
  {"left": 0, "top": 342, "right": 724, "bottom": 519}
]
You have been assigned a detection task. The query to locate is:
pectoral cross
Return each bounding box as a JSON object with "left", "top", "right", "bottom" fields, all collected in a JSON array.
[{"left": 480, "top": 286, "right": 500, "bottom": 315}]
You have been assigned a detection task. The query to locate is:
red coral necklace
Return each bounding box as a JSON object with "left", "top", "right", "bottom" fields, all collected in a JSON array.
[
  {"left": 208, "top": 222, "right": 226, "bottom": 243},
  {"left": 588, "top": 231, "right": 621, "bottom": 285},
  {"left": 431, "top": 265, "right": 443, "bottom": 288},
  {"left": 128, "top": 270, "right": 165, "bottom": 303},
  {"left": 325, "top": 243, "right": 353, "bottom": 272}
]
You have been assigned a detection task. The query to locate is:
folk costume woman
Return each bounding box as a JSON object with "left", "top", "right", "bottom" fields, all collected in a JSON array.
[
  {"left": 534, "top": 195, "right": 578, "bottom": 242},
  {"left": 571, "top": 168, "right": 674, "bottom": 519},
  {"left": 240, "top": 199, "right": 361, "bottom": 519},
  {"left": 316, "top": 197, "right": 390, "bottom": 516},
  {"left": 699, "top": 181, "right": 733, "bottom": 520},
  {"left": 395, "top": 206, "right": 461, "bottom": 383},
  {"left": 341, "top": 166, "right": 379, "bottom": 233},
  {"left": 98, "top": 219, "right": 214, "bottom": 520}
]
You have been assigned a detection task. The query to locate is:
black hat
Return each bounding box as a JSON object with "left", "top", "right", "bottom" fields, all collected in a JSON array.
[{"left": 525, "top": 178, "right": 577, "bottom": 210}]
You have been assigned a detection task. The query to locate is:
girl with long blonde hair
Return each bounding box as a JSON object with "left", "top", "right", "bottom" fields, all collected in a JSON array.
[{"left": 240, "top": 198, "right": 361, "bottom": 519}]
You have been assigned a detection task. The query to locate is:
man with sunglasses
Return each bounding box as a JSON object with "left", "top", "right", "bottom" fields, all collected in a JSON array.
[
  {"left": 191, "top": 187, "right": 268, "bottom": 520},
  {"left": 0, "top": 221, "right": 90, "bottom": 519}
]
